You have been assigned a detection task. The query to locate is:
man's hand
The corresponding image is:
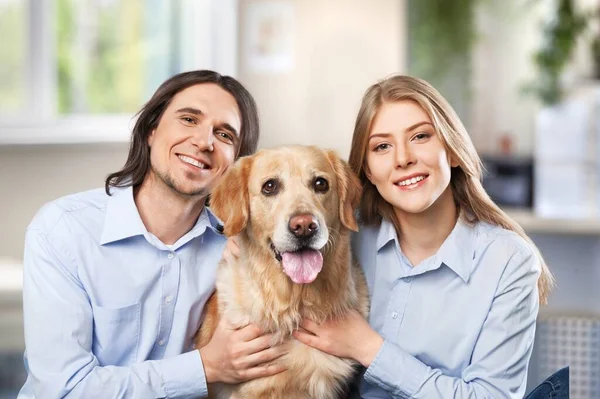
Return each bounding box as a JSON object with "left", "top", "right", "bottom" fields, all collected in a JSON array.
[
  {"left": 199, "top": 318, "right": 287, "bottom": 384},
  {"left": 292, "top": 310, "right": 383, "bottom": 368},
  {"left": 222, "top": 236, "right": 241, "bottom": 265}
]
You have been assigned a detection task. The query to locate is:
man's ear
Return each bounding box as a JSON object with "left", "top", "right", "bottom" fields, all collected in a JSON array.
[
  {"left": 209, "top": 156, "right": 252, "bottom": 236},
  {"left": 148, "top": 129, "right": 156, "bottom": 146},
  {"left": 326, "top": 150, "right": 362, "bottom": 232}
]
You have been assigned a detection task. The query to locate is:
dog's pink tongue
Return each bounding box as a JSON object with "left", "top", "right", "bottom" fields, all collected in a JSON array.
[{"left": 281, "top": 249, "right": 323, "bottom": 284}]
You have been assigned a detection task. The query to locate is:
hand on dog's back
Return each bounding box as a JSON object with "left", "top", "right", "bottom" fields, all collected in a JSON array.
[
  {"left": 199, "top": 318, "right": 287, "bottom": 384},
  {"left": 222, "top": 236, "right": 241, "bottom": 264}
]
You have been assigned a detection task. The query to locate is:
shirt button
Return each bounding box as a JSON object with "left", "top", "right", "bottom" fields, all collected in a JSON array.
[
  {"left": 165, "top": 295, "right": 173, "bottom": 304},
  {"left": 167, "top": 253, "right": 174, "bottom": 260},
  {"left": 158, "top": 339, "right": 165, "bottom": 346},
  {"left": 405, "top": 277, "right": 412, "bottom": 283},
  {"left": 392, "top": 312, "right": 399, "bottom": 319}
]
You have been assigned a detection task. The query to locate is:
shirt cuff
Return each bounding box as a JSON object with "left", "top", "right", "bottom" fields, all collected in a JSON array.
[
  {"left": 364, "top": 339, "right": 429, "bottom": 397},
  {"left": 160, "top": 350, "right": 208, "bottom": 398}
]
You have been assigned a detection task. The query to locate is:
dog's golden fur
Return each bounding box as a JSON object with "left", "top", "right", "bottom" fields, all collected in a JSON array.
[{"left": 195, "top": 145, "right": 369, "bottom": 399}]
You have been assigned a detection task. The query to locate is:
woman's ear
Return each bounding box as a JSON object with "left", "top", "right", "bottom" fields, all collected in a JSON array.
[
  {"left": 209, "top": 156, "right": 253, "bottom": 236},
  {"left": 364, "top": 163, "right": 373, "bottom": 182},
  {"left": 449, "top": 155, "right": 460, "bottom": 168}
]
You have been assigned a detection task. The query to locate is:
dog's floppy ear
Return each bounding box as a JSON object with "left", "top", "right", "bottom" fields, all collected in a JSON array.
[
  {"left": 210, "top": 156, "right": 253, "bottom": 236},
  {"left": 326, "top": 150, "right": 362, "bottom": 232}
]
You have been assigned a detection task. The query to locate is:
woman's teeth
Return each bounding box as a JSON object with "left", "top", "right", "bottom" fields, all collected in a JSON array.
[{"left": 398, "top": 175, "right": 425, "bottom": 186}]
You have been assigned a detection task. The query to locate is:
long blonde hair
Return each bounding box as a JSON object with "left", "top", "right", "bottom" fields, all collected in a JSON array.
[{"left": 348, "top": 75, "right": 553, "bottom": 304}]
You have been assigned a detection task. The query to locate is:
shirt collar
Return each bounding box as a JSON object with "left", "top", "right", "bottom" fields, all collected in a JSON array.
[
  {"left": 101, "top": 186, "right": 223, "bottom": 245},
  {"left": 434, "top": 217, "right": 477, "bottom": 283},
  {"left": 101, "top": 186, "right": 147, "bottom": 245},
  {"left": 375, "top": 215, "right": 477, "bottom": 282},
  {"left": 376, "top": 218, "right": 397, "bottom": 251}
]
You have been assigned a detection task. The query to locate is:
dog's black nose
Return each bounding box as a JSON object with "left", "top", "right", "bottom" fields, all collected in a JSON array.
[{"left": 289, "top": 214, "right": 319, "bottom": 238}]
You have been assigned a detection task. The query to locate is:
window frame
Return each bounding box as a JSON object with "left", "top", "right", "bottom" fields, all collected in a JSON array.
[{"left": 0, "top": 0, "right": 238, "bottom": 145}]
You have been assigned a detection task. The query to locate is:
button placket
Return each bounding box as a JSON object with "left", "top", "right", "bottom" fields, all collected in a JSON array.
[{"left": 150, "top": 252, "right": 180, "bottom": 357}]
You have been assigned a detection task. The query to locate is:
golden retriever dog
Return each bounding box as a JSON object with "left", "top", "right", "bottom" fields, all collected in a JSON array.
[{"left": 195, "top": 145, "right": 369, "bottom": 399}]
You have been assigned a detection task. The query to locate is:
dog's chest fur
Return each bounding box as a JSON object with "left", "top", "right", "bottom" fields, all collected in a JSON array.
[{"left": 213, "top": 249, "right": 366, "bottom": 399}]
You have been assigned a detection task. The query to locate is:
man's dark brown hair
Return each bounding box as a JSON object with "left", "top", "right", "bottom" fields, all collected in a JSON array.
[{"left": 105, "top": 70, "right": 259, "bottom": 194}]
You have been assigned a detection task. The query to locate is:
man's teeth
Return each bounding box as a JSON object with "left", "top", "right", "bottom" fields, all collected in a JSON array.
[
  {"left": 398, "top": 175, "right": 425, "bottom": 186},
  {"left": 178, "top": 155, "right": 207, "bottom": 169}
]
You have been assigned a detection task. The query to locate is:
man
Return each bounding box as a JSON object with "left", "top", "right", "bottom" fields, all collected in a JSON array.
[{"left": 18, "top": 70, "right": 286, "bottom": 398}]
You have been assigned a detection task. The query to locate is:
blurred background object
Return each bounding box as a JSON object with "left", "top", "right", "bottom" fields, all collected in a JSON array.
[{"left": 1, "top": 0, "right": 599, "bottom": 397}]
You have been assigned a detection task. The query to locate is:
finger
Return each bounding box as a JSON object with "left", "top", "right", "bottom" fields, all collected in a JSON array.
[
  {"left": 227, "top": 237, "right": 241, "bottom": 258},
  {"left": 242, "top": 363, "right": 287, "bottom": 381},
  {"left": 222, "top": 247, "right": 235, "bottom": 265},
  {"left": 243, "top": 332, "right": 278, "bottom": 355},
  {"left": 299, "top": 318, "right": 320, "bottom": 333},
  {"left": 243, "top": 344, "right": 287, "bottom": 368},
  {"left": 235, "top": 323, "right": 264, "bottom": 342},
  {"left": 292, "top": 330, "right": 321, "bottom": 350}
]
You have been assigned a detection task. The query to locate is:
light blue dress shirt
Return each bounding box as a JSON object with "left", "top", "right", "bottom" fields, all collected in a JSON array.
[
  {"left": 352, "top": 217, "right": 541, "bottom": 398},
  {"left": 18, "top": 186, "right": 225, "bottom": 399}
]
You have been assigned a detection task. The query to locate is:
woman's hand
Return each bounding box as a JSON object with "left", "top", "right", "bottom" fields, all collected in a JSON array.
[{"left": 292, "top": 309, "right": 384, "bottom": 368}]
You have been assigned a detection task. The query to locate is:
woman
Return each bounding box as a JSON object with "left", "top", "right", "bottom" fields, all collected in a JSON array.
[{"left": 292, "top": 75, "right": 554, "bottom": 398}]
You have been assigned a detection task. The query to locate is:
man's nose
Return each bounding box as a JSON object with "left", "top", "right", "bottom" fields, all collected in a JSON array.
[{"left": 190, "top": 125, "right": 214, "bottom": 152}]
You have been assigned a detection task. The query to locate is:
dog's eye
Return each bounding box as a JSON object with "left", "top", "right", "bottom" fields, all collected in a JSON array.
[
  {"left": 261, "top": 179, "right": 279, "bottom": 196},
  {"left": 313, "top": 177, "right": 329, "bottom": 193}
]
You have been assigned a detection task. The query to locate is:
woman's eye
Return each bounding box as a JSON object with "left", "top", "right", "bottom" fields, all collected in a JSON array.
[
  {"left": 414, "top": 133, "right": 430, "bottom": 140},
  {"left": 374, "top": 143, "right": 390, "bottom": 151}
]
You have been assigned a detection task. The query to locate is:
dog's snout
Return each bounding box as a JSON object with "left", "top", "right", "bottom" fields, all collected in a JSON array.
[{"left": 289, "top": 214, "right": 319, "bottom": 238}]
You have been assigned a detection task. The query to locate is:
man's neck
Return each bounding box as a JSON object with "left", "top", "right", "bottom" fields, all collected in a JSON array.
[
  {"left": 394, "top": 187, "right": 458, "bottom": 266},
  {"left": 134, "top": 176, "right": 207, "bottom": 245}
]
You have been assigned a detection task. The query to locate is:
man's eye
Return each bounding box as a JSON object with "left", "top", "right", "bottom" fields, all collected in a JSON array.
[
  {"left": 181, "top": 117, "right": 195, "bottom": 124},
  {"left": 217, "top": 131, "right": 233, "bottom": 142}
]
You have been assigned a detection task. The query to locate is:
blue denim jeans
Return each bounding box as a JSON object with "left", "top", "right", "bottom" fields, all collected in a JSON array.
[{"left": 524, "top": 367, "right": 569, "bottom": 399}]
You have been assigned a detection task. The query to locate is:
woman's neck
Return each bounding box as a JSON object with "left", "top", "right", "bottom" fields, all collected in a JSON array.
[{"left": 393, "top": 186, "right": 458, "bottom": 266}]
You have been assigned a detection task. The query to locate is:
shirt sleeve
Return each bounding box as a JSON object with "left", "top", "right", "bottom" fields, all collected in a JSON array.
[
  {"left": 22, "top": 228, "right": 209, "bottom": 399},
  {"left": 363, "top": 245, "right": 541, "bottom": 399}
]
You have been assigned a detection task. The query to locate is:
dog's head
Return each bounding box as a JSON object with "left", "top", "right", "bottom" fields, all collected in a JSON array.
[{"left": 210, "top": 145, "right": 361, "bottom": 284}]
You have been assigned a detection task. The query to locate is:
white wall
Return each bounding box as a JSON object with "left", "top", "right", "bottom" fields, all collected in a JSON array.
[{"left": 238, "top": 0, "right": 407, "bottom": 159}]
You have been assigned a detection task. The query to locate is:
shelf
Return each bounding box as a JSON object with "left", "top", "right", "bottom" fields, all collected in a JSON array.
[{"left": 505, "top": 208, "right": 600, "bottom": 236}]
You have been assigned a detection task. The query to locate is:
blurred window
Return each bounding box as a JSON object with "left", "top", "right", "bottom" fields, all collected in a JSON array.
[
  {"left": 0, "top": 0, "right": 237, "bottom": 142},
  {"left": 0, "top": 0, "right": 27, "bottom": 116}
]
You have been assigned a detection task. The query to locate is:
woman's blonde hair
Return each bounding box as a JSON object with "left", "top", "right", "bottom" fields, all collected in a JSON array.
[{"left": 348, "top": 75, "right": 553, "bottom": 304}]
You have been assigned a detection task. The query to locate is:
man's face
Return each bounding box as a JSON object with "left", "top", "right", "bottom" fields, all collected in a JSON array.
[{"left": 147, "top": 83, "right": 242, "bottom": 197}]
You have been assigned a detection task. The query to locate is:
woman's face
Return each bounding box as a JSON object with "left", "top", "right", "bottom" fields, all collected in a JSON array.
[{"left": 365, "top": 100, "right": 457, "bottom": 218}]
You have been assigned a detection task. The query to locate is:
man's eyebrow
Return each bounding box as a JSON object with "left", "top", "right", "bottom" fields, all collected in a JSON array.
[
  {"left": 175, "top": 107, "right": 202, "bottom": 115},
  {"left": 219, "top": 123, "right": 239, "bottom": 137}
]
